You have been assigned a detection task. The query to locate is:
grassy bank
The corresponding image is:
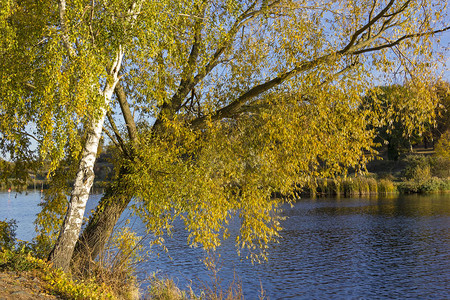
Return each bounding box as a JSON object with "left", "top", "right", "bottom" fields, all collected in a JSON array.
[
  {"left": 306, "top": 152, "right": 450, "bottom": 197},
  {"left": 0, "top": 219, "right": 140, "bottom": 300},
  {"left": 306, "top": 176, "right": 450, "bottom": 197},
  {"left": 0, "top": 250, "right": 116, "bottom": 299},
  {"left": 307, "top": 176, "right": 398, "bottom": 197}
]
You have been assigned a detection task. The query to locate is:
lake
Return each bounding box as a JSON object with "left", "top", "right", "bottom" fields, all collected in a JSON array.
[{"left": 1, "top": 191, "right": 449, "bottom": 299}]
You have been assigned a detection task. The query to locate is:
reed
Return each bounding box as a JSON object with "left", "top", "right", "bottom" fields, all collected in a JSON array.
[
  {"left": 367, "top": 177, "right": 378, "bottom": 194},
  {"left": 310, "top": 177, "right": 398, "bottom": 197},
  {"left": 378, "top": 179, "right": 398, "bottom": 195},
  {"left": 357, "top": 177, "right": 370, "bottom": 196}
]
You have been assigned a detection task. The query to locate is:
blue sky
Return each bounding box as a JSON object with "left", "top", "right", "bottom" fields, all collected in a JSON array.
[{"left": 437, "top": 28, "right": 450, "bottom": 81}]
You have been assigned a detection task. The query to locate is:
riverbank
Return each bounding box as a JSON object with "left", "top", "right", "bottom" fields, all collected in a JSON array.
[
  {"left": 0, "top": 270, "right": 59, "bottom": 300},
  {"left": 0, "top": 250, "right": 200, "bottom": 300},
  {"left": 305, "top": 151, "right": 450, "bottom": 197},
  {"left": 305, "top": 176, "right": 450, "bottom": 197},
  {"left": 0, "top": 250, "right": 117, "bottom": 299}
]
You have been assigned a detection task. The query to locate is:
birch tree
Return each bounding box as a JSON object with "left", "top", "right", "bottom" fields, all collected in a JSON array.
[
  {"left": 0, "top": 0, "right": 160, "bottom": 272},
  {"left": 47, "top": 0, "right": 126, "bottom": 269}
]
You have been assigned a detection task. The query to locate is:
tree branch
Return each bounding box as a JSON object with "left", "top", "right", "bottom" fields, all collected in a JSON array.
[
  {"left": 115, "top": 83, "right": 138, "bottom": 147},
  {"left": 190, "top": 54, "right": 331, "bottom": 129},
  {"left": 106, "top": 111, "right": 129, "bottom": 157},
  {"left": 152, "top": 0, "right": 283, "bottom": 133},
  {"left": 351, "top": 26, "right": 450, "bottom": 55},
  {"left": 339, "top": 0, "right": 395, "bottom": 54},
  {"left": 58, "top": 0, "right": 76, "bottom": 57},
  {"left": 102, "top": 126, "right": 121, "bottom": 151},
  {"left": 189, "top": 14, "right": 450, "bottom": 130}
]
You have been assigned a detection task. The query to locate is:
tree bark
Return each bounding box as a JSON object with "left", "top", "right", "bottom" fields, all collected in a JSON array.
[
  {"left": 72, "top": 167, "right": 132, "bottom": 270},
  {"left": 49, "top": 48, "right": 124, "bottom": 272},
  {"left": 48, "top": 120, "right": 104, "bottom": 272}
]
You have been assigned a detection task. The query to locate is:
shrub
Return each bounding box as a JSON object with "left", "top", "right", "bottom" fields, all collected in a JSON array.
[
  {"left": 402, "top": 155, "right": 432, "bottom": 181},
  {"left": 431, "top": 156, "right": 450, "bottom": 178},
  {"left": 397, "top": 177, "right": 450, "bottom": 193},
  {"left": 435, "top": 130, "right": 450, "bottom": 159},
  {"left": 397, "top": 181, "right": 421, "bottom": 194},
  {"left": 0, "top": 219, "right": 17, "bottom": 251},
  {"left": 419, "top": 177, "right": 443, "bottom": 193},
  {"left": 0, "top": 248, "right": 36, "bottom": 272},
  {"left": 0, "top": 250, "right": 115, "bottom": 299}
]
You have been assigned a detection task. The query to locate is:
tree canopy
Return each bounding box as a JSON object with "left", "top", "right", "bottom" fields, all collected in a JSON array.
[{"left": 1, "top": 0, "right": 449, "bottom": 265}]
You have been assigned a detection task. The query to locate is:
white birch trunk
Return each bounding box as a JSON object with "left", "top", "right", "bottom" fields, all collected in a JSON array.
[{"left": 49, "top": 47, "right": 124, "bottom": 272}]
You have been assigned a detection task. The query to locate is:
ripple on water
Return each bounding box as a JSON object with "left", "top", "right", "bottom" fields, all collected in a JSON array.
[{"left": 1, "top": 193, "right": 449, "bottom": 299}]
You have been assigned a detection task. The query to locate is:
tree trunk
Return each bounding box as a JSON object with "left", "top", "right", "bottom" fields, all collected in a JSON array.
[
  {"left": 49, "top": 48, "right": 124, "bottom": 272},
  {"left": 48, "top": 111, "right": 107, "bottom": 272},
  {"left": 72, "top": 168, "right": 132, "bottom": 270},
  {"left": 71, "top": 82, "right": 139, "bottom": 270}
]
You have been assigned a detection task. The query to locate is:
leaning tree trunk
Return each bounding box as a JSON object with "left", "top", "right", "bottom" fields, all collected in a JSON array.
[
  {"left": 49, "top": 48, "right": 124, "bottom": 273},
  {"left": 71, "top": 83, "right": 139, "bottom": 270},
  {"left": 72, "top": 167, "right": 133, "bottom": 271}
]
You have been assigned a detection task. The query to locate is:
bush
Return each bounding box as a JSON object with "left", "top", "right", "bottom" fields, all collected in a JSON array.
[
  {"left": 420, "top": 177, "right": 444, "bottom": 193},
  {"left": 402, "top": 154, "right": 450, "bottom": 181},
  {"left": 435, "top": 130, "right": 450, "bottom": 159},
  {"left": 0, "top": 219, "right": 17, "bottom": 251},
  {"left": 397, "top": 181, "right": 420, "bottom": 194},
  {"left": 0, "top": 250, "right": 115, "bottom": 299},
  {"left": 402, "top": 155, "right": 432, "bottom": 181},
  {"left": 397, "top": 177, "right": 450, "bottom": 193},
  {"left": 431, "top": 156, "right": 450, "bottom": 178}
]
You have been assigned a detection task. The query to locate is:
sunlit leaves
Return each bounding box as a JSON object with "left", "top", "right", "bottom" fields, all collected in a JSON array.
[
  {"left": 111, "top": 0, "right": 448, "bottom": 261},
  {"left": 2, "top": 0, "right": 448, "bottom": 263},
  {"left": 126, "top": 83, "right": 380, "bottom": 260}
]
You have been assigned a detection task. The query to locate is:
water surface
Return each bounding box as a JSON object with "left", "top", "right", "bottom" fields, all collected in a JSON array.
[{"left": 1, "top": 192, "right": 448, "bottom": 299}]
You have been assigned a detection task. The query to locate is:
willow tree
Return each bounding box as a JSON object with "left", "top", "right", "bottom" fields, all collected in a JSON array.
[{"left": 72, "top": 0, "right": 449, "bottom": 268}]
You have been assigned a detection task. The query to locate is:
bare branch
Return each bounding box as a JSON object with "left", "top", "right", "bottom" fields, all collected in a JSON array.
[
  {"left": 351, "top": 26, "right": 450, "bottom": 55},
  {"left": 367, "top": 0, "right": 377, "bottom": 38},
  {"left": 106, "top": 111, "right": 129, "bottom": 156},
  {"left": 11, "top": 129, "right": 42, "bottom": 143},
  {"left": 339, "top": 0, "right": 395, "bottom": 54},
  {"left": 102, "top": 126, "right": 122, "bottom": 151}
]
